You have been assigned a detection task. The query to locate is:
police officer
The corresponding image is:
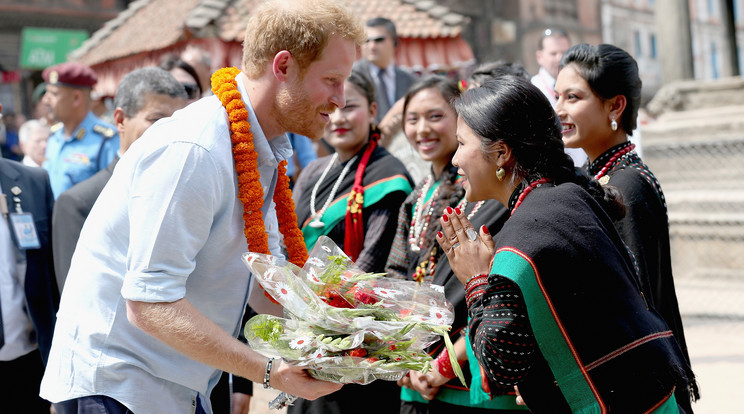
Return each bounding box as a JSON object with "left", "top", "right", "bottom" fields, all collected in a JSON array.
[{"left": 41, "top": 62, "right": 119, "bottom": 198}]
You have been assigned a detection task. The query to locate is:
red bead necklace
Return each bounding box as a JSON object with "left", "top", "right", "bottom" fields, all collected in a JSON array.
[
  {"left": 594, "top": 143, "right": 636, "bottom": 183},
  {"left": 510, "top": 178, "right": 551, "bottom": 215}
]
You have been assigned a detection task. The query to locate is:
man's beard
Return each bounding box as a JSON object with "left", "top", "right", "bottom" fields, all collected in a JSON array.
[{"left": 274, "top": 80, "right": 333, "bottom": 140}]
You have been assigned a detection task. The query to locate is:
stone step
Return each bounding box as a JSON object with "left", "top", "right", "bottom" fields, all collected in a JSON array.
[
  {"left": 641, "top": 105, "right": 744, "bottom": 145},
  {"left": 646, "top": 76, "right": 744, "bottom": 117}
]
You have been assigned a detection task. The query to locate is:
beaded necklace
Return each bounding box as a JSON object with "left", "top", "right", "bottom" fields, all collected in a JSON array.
[
  {"left": 309, "top": 153, "right": 359, "bottom": 228},
  {"left": 593, "top": 143, "right": 636, "bottom": 185},
  {"left": 590, "top": 142, "right": 668, "bottom": 211},
  {"left": 510, "top": 178, "right": 551, "bottom": 215},
  {"left": 412, "top": 198, "right": 484, "bottom": 283},
  {"left": 455, "top": 199, "right": 485, "bottom": 219},
  {"left": 408, "top": 174, "right": 441, "bottom": 253}
]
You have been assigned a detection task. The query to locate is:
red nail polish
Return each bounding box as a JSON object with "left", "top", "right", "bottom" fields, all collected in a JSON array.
[
  {"left": 481, "top": 225, "right": 489, "bottom": 234},
  {"left": 437, "top": 231, "right": 443, "bottom": 238},
  {"left": 442, "top": 214, "right": 449, "bottom": 222},
  {"left": 455, "top": 207, "right": 461, "bottom": 215},
  {"left": 446, "top": 207, "right": 453, "bottom": 214}
]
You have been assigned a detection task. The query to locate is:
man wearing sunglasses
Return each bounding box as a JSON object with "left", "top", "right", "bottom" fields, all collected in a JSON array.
[{"left": 355, "top": 17, "right": 415, "bottom": 123}]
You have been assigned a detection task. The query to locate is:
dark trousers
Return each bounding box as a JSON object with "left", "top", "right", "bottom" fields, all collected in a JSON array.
[
  {"left": 0, "top": 349, "right": 49, "bottom": 413},
  {"left": 54, "top": 394, "right": 209, "bottom": 414}
]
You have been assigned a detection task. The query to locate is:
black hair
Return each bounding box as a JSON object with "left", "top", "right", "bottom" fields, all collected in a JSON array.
[
  {"left": 366, "top": 17, "right": 398, "bottom": 46},
  {"left": 402, "top": 74, "right": 460, "bottom": 117},
  {"left": 346, "top": 68, "right": 376, "bottom": 106},
  {"left": 455, "top": 76, "right": 624, "bottom": 220},
  {"left": 468, "top": 60, "right": 530, "bottom": 86},
  {"left": 158, "top": 53, "right": 203, "bottom": 97},
  {"left": 560, "top": 43, "right": 642, "bottom": 134}
]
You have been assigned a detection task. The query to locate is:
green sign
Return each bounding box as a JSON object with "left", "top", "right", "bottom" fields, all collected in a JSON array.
[{"left": 20, "top": 28, "right": 89, "bottom": 69}]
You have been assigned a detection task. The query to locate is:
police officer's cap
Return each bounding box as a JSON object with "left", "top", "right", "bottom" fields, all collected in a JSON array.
[{"left": 42, "top": 62, "right": 98, "bottom": 88}]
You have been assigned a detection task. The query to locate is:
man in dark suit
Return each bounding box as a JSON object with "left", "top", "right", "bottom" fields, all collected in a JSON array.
[
  {"left": 354, "top": 17, "right": 415, "bottom": 124},
  {"left": 52, "top": 67, "right": 187, "bottom": 292},
  {"left": 1, "top": 102, "right": 58, "bottom": 412}
]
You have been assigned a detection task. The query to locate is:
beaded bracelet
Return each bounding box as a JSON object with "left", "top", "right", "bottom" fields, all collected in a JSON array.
[
  {"left": 465, "top": 274, "right": 488, "bottom": 307},
  {"left": 263, "top": 357, "right": 274, "bottom": 389},
  {"left": 434, "top": 349, "right": 457, "bottom": 379},
  {"left": 465, "top": 273, "right": 487, "bottom": 287}
]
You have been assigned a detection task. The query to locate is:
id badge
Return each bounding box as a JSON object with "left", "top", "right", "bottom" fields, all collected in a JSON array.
[{"left": 9, "top": 212, "right": 41, "bottom": 249}]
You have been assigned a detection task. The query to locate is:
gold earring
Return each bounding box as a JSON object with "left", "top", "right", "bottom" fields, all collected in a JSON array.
[
  {"left": 610, "top": 118, "right": 618, "bottom": 131},
  {"left": 496, "top": 167, "right": 506, "bottom": 181}
]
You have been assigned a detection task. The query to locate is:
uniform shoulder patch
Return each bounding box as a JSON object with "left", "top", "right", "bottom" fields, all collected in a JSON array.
[{"left": 93, "top": 124, "right": 115, "bottom": 138}]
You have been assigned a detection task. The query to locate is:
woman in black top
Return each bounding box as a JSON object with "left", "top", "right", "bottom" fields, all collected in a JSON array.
[
  {"left": 555, "top": 43, "right": 698, "bottom": 411},
  {"left": 436, "top": 76, "right": 696, "bottom": 413}
]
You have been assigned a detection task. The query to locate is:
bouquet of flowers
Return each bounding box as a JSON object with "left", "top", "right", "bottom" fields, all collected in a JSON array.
[{"left": 242, "top": 237, "right": 464, "bottom": 406}]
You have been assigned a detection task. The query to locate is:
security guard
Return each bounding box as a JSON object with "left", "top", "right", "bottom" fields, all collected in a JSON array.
[{"left": 41, "top": 62, "right": 119, "bottom": 198}]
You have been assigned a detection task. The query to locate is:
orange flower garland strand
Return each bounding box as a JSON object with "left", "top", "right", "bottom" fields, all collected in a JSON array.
[{"left": 211, "top": 67, "right": 308, "bottom": 267}]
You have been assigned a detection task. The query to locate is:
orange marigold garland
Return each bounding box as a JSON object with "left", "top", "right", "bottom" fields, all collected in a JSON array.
[{"left": 211, "top": 67, "right": 308, "bottom": 269}]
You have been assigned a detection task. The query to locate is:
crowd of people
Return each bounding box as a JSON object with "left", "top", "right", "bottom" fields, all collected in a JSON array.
[{"left": 0, "top": 0, "right": 698, "bottom": 413}]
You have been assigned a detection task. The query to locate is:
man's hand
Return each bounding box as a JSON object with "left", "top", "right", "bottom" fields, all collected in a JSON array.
[{"left": 269, "top": 359, "right": 343, "bottom": 400}]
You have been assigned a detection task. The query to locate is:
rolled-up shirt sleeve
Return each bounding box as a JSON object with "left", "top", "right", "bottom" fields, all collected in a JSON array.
[{"left": 122, "top": 141, "right": 222, "bottom": 303}]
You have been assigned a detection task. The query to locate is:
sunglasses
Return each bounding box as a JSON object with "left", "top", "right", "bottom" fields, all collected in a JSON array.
[
  {"left": 181, "top": 83, "right": 200, "bottom": 100},
  {"left": 365, "top": 36, "right": 387, "bottom": 44}
]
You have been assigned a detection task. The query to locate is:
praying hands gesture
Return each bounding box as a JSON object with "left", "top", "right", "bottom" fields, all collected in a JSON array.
[{"left": 436, "top": 206, "right": 495, "bottom": 285}]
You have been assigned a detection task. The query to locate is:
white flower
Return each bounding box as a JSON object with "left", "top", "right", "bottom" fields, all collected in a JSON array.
[
  {"left": 373, "top": 287, "right": 402, "bottom": 299},
  {"left": 273, "top": 282, "right": 293, "bottom": 300},
  {"left": 311, "top": 349, "right": 327, "bottom": 358},
  {"left": 428, "top": 307, "right": 448, "bottom": 325},
  {"left": 430, "top": 284, "right": 445, "bottom": 293},
  {"left": 307, "top": 268, "right": 321, "bottom": 284},
  {"left": 265, "top": 268, "right": 278, "bottom": 280},
  {"left": 321, "top": 245, "right": 332, "bottom": 253},
  {"left": 307, "top": 257, "right": 324, "bottom": 267},
  {"left": 289, "top": 336, "right": 313, "bottom": 351}
]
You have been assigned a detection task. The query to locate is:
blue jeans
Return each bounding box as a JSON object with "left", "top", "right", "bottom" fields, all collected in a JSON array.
[{"left": 54, "top": 395, "right": 208, "bottom": 414}]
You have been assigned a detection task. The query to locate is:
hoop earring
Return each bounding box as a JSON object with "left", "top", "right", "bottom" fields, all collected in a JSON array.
[
  {"left": 496, "top": 167, "right": 506, "bottom": 181},
  {"left": 610, "top": 118, "right": 618, "bottom": 131}
]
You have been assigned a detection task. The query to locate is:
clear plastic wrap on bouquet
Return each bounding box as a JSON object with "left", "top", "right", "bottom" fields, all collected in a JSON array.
[{"left": 241, "top": 236, "right": 462, "bottom": 386}]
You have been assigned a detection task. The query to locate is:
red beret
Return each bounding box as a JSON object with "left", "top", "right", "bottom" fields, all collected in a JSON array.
[{"left": 42, "top": 62, "right": 98, "bottom": 88}]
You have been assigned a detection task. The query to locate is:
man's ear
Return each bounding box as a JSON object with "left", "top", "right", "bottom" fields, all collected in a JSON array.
[
  {"left": 113, "top": 107, "right": 126, "bottom": 136},
  {"left": 72, "top": 89, "right": 84, "bottom": 108},
  {"left": 272, "top": 50, "right": 293, "bottom": 82}
]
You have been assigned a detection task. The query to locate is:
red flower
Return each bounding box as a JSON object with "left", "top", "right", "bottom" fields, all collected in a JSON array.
[
  {"left": 322, "top": 290, "right": 353, "bottom": 308},
  {"left": 348, "top": 348, "right": 367, "bottom": 357},
  {"left": 352, "top": 288, "right": 378, "bottom": 305}
]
